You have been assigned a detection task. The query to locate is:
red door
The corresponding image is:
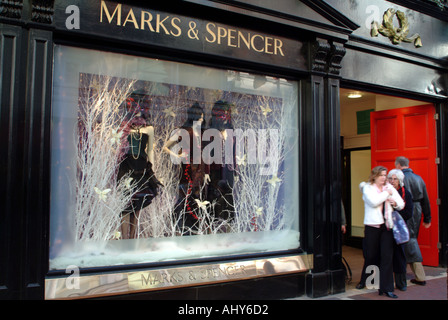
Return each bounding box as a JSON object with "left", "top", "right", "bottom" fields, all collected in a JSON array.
[{"left": 371, "top": 104, "right": 439, "bottom": 266}]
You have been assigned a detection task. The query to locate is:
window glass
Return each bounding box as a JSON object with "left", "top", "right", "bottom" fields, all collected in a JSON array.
[{"left": 49, "top": 45, "right": 300, "bottom": 269}]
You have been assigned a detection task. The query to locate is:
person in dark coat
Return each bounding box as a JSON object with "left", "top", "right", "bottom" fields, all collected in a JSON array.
[
  {"left": 395, "top": 156, "right": 431, "bottom": 286},
  {"left": 387, "top": 169, "right": 413, "bottom": 291}
]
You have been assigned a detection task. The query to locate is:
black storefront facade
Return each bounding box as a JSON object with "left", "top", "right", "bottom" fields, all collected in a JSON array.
[{"left": 1, "top": 0, "right": 447, "bottom": 300}]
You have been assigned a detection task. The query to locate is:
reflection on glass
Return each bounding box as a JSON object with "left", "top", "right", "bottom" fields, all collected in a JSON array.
[{"left": 49, "top": 45, "right": 300, "bottom": 269}]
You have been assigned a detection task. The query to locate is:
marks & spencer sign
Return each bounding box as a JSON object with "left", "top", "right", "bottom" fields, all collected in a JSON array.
[{"left": 54, "top": 0, "right": 306, "bottom": 70}]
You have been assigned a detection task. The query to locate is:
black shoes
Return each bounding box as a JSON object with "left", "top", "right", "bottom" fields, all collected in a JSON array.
[
  {"left": 410, "top": 279, "right": 426, "bottom": 286},
  {"left": 379, "top": 291, "right": 398, "bottom": 298},
  {"left": 355, "top": 283, "right": 365, "bottom": 289}
]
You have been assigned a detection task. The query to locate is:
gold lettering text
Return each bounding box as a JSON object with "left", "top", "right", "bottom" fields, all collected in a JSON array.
[
  {"left": 170, "top": 17, "right": 182, "bottom": 37},
  {"left": 274, "top": 38, "right": 285, "bottom": 56},
  {"left": 251, "top": 34, "right": 264, "bottom": 52},
  {"left": 141, "top": 273, "right": 151, "bottom": 286},
  {"left": 100, "top": 0, "right": 122, "bottom": 26},
  {"left": 227, "top": 266, "right": 234, "bottom": 275},
  {"left": 156, "top": 14, "right": 170, "bottom": 34},
  {"left": 265, "top": 36, "right": 273, "bottom": 54},
  {"left": 98, "top": 4, "right": 287, "bottom": 58},
  {"left": 217, "top": 26, "right": 227, "bottom": 45},
  {"left": 227, "top": 28, "right": 237, "bottom": 47},
  {"left": 140, "top": 11, "right": 154, "bottom": 31},
  {"left": 123, "top": 8, "right": 139, "bottom": 29},
  {"left": 205, "top": 23, "right": 216, "bottom": 43},
  {"left": 238, "top": 31, "right": 250, "bottom": 50}
]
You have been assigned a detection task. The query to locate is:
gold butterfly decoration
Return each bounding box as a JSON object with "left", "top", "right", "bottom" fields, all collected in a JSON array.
[
  {"left": 259, "top": 105, "right": 272, "bottom": 116},
  {"left": 124, "top": 177, "right": 133, "bottom": 189},
  {"left": 194, "top": 199, "right": 210, "bottom": 210},
  {"left": 112, "top": 231, "right": 122, "bottom": 240},
  {"left": 162, "top": 106, "right": 176, "bottom": 118},
  {"left": 236, "top": 154, "right": 247, "bottom": 166},
  {"left": 267, "top": 174, "right": 282, "bottom": 187},
  {"left": 110, "top": 129, "right": 123, "bottom": 146},
  {"left": 94, "top": 187, "right": 111, "bottom": 202}
]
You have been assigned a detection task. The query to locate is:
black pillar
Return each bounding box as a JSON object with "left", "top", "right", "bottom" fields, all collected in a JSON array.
[
  {"left": 436, "top": 101, "right": 448, "bottom": 268},
  {"left": 0, "top": 22, "right": 26, "bottom": 300},
  {"left": 0, "top": 1, "right": 54, "bottom": 299},
  {"left": 304, "top": 38, "right": 346, "bottom": 298}
]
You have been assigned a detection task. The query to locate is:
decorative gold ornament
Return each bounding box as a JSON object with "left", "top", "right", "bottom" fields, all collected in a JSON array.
[{"left": 371, "top": 8, "right": 422, "bottom": 48}]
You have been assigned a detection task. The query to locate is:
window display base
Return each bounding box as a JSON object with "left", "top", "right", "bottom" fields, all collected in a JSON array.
[{"left": 45, "top": 254, "right": 312, "bottom": 299}]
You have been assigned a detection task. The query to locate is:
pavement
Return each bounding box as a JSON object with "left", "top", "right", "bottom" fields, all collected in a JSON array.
[{"left": 291, "top": 246, "right": 447, "bottom": 300}]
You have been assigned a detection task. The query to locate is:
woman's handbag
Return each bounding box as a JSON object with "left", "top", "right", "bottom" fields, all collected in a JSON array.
[{"left": 392, "top": 211, "right": 410, "bottom": 244}]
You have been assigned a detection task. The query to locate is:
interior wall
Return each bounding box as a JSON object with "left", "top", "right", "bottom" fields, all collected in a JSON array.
[{"left": 350, "top": 149, "right": 371, "bottom": 237}]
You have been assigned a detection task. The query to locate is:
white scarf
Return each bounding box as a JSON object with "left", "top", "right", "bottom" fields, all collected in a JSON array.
[{"left": 383, "top": 184, "right": 394, "bottom": 230}]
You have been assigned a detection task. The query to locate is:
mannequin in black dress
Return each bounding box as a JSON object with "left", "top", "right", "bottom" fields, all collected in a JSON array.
[{"left": 118, "top": 118, "right": 159, "bottom": 239}]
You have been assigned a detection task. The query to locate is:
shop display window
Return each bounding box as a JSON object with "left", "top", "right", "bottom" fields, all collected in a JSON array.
[{"left": 49, "top": 45, "right": 300, "bottom": 269}]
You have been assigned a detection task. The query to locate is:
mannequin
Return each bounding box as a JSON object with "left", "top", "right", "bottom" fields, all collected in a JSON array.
[
  {"left": 163, "top": 102, "right": 210, "bottom": 234},
  {"left": 207, "top": 100, "right": 235, "bottom": 228},
  {"left": 118, "top": 116, "right": 160, "bottom": 239}
]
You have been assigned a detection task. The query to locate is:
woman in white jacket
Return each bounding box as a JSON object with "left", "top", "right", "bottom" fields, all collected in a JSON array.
[{"left": 357, "top": 166, "right": 404, "bottom": 298}]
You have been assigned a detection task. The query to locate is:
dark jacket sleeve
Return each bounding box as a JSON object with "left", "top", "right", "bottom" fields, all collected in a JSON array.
[
  {"left": 404, "top": 170, "right": 431, "bottom": 223},
  {"left": 420, "top": 185, "right": 431, "bottom": 223},
  {"left": 399, "top": 187, "right": 413, "bottom": 221}
]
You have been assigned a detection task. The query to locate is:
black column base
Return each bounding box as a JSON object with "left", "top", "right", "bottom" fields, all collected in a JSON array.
[{"left": 306, "top": 269, "right": 346, "bottom": 298}]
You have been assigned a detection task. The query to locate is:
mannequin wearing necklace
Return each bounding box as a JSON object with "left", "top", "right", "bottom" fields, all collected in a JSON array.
[
  {"left": 118, "top": 119, "right": 160, "bottom": 239},
  {"left": 163, "top": 103, "right": 210, "bottom": 234}
]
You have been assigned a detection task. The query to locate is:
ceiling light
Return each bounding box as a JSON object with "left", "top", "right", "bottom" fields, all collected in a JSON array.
[{"left": 348, "top": 92, "right": 362, "bottom": 99}]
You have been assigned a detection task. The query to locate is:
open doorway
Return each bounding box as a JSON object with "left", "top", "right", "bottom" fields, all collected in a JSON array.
[{"left": 340, "top": 88, "right": 439, "bottom": 266}]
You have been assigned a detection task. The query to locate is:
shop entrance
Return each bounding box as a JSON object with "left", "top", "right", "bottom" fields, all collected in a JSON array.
[{"left": 340, "top": 89, "right": 439, "bottom": 266}]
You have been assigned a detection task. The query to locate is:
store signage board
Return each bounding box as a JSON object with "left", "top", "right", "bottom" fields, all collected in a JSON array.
[
  {"left": 45, "top": 255, "right": 312, "bottom": 299},
  {"left": 53, "top": 0, "right": 306, "bottom": 71}
]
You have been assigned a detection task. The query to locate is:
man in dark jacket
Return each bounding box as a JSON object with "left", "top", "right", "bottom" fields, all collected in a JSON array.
[{"left": 395, "top": 156, "right": 432, "bottom": 286}]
